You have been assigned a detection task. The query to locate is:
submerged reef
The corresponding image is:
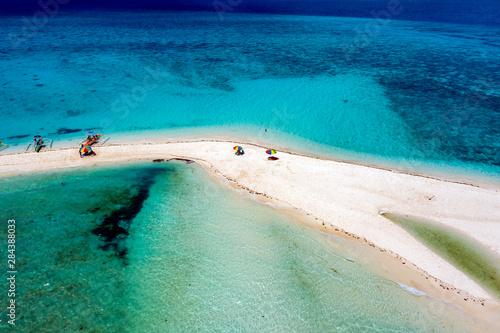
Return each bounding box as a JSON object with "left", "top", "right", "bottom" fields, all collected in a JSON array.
[{"left": 91, "top": 167, "right": 165, "bottom": 263}]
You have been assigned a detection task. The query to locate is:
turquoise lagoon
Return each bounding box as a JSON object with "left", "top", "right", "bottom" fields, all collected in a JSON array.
[
  {"left": 0, "top": 162, "right": 487, "bottom": 331},
  {"left": 0, "top": 11, "right": 499, "bottom": 180}
]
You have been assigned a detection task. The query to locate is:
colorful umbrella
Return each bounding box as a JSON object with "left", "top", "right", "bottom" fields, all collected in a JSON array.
[
  {"left": 266, "top": 149, "right": 276, "bottom": 155},
  {"left": 80, "top": 146, "right": 91, "bottom": 153},
  {"left": 233, "top": 146, "right": 243, "bottom": 151}
]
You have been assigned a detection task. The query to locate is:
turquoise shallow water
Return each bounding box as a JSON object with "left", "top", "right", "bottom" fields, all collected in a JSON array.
[
  {"left": 381, "top": 213, "right": 500, "bottom": 298},
  {"left": 0, "top": 162, "right": 488, "bottom": 331},
  {"left": 0, "top": 11, "right": 499, "bottom": 180}
]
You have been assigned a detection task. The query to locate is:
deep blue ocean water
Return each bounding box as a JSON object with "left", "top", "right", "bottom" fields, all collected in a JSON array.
[{"left": 2, "top": 1, "right": 500, "bottom": 27}]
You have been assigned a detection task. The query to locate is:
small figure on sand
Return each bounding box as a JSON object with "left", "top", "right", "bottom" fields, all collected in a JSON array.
[
  {"left": 34, "top": 135, "right": 43, "bottom": 145},
  {"left": 25, "top": 135, "right": 52, "bottom": 152},
  {"left": 85, "top": 133, "right": 100, "bottom": 146},
  {"left": 34, "top": 135, "right": 45, "bottom": 152}
]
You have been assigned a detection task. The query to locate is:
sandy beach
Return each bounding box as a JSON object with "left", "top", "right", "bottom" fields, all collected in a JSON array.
[{"left": 2, "top": 139, "right": 500, "bottom": 325}]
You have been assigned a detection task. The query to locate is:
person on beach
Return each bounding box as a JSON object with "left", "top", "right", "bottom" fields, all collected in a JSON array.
[{"left": 34, "top": 136, "right": 43, "bottom": 145}]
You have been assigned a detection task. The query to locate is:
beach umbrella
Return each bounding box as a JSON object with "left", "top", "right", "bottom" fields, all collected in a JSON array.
[
  {"left": 266, "top": 149, "right": 277, "bottom": 155},
  {"left": 233, "top": 146, "right": 243, "bottom": 151},
  {"left": 80, "top": 146, "right": 91, "bottom": 154}
]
